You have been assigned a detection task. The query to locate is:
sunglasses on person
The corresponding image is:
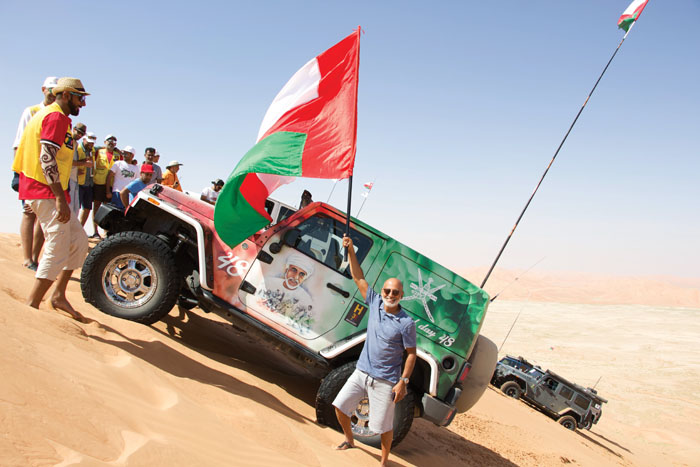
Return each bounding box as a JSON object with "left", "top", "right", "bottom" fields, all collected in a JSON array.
[
  {"left": 383, "top": 288, "right": 401, "bottom": 297},
  {"left": 69, "top": 92, "right": 86, "bottom": 103}
]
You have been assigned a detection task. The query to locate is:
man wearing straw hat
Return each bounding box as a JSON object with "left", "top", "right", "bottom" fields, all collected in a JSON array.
[{"left": 11, "top": 77, "right": 90, "bottom": 321}]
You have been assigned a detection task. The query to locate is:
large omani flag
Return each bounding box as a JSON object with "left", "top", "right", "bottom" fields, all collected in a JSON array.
[
  {"left": 618, "top": 0, "right": 649, "bottom": 32},
  {"left": 214, "top": 29, "right": 360, "bottom": 248}
]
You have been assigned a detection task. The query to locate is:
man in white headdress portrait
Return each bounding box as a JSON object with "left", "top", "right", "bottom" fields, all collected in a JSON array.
[{"left": 256, "top": 254, "right": 317, "bottom": 334}]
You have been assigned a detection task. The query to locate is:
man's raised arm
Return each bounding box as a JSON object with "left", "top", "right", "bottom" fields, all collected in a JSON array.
[{"left": 342, "top": 234, "right": 368, "bottom": 301}]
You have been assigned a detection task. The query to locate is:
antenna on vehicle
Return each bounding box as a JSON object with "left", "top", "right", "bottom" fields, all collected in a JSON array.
[
  {"left": 490, "top": 256, "right": 545, "bottom": 303},
  {"left": 592, "top": 375, "right": 603, "bottom": 390},
  {"left": 480, "top": 18, "right": 644, "bottom": 290},
  {"left": 498, "top": 290, "right": 531, "bottom": 352}
]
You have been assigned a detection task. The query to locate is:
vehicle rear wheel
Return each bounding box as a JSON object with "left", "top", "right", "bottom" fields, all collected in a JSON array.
[
  {"left": 500, "top": 381, "right": 522, "bottom": 399},
  {"left": 558, "top": 415, "right": 577, "bottom": 431},
  {"left": 81, "top": 231, "right": 180, "bottom": 324},
  {"left": 315, "top": 361, "right": 415, "bottom": 448}
]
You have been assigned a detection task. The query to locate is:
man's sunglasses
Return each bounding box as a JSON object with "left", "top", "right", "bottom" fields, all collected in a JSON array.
[
  {"left": 383, "top": 288, "right": 401, "bottom": 297},
  {"left": 69, "top": 92, "right": 86, "bottom": 103}
]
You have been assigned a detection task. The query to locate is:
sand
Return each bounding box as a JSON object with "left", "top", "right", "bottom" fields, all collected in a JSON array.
[{"left": 1, "top": 233, "right": 697, "bottom": 466}]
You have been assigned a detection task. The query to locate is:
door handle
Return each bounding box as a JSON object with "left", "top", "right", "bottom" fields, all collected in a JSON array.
[{"left": 326, "top": 283, "right": 349, "bottom": 298}]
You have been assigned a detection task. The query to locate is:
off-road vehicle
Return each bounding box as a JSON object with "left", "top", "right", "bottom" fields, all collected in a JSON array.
[
  {"left": 491, "top": 356, "right": 606, "bottom": 430},
  {"left": 81, "top": 185, "right": 498, "bottom": 447}
]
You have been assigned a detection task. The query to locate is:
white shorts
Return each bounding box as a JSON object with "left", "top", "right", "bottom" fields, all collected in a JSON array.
[
  {"left": 332, "top": 369, "right": 395, "bottom": 434},
  {"left": 29, "top": 198, "right": 88, "bottom": 281}
]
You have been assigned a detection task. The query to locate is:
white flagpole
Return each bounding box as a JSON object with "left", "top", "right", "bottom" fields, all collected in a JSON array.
[
  {"left": 355, "top": 181, "right": 375, "bottom": 217},
  {"left": 326, "top": 179, "right": 340, "bottom": 203}
]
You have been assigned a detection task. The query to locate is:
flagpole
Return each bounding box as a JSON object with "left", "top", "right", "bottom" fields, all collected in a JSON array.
[
  {"left": 480, "top": 27, "right": 635, "bottom": 290},
  {"left": 355, "top": 179, "right": 375, "bottom": 217},
  {"left": 356, "top": 193, "right": 368, "bottom": 217},
  {"left": 344, "top": 175, "right": 353, "bottom": 261},
  {"left": 327, "top": 179, "right": 339, "bottom": 203}
]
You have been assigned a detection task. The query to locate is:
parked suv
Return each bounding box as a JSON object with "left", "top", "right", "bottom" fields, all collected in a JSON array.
[
  {"left": 491, "top": 356, "right": 606, "bottom": 430},
  {"left": 81, "top": 185, "right": 498, "bottom": 447}
]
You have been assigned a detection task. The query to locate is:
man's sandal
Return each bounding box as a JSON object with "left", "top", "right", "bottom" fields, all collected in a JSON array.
[{"left": 336, "top": 441, "right": 355, "bottom": 450}]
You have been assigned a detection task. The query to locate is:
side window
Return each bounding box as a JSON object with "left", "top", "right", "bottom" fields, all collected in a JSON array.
[
  {"left": 293, "top": 214, "right": 372, "bottom": 277},
  {"left": 559, "top": 386, "right": 574, "bottom": 400},
  {"left": 277, "top": 206, "right": 295, "bottom": 223},
  {"left": 264, "top": 199, "right": 274, "bottom": 215},
  {"left": 545, "top": 378, "right": 559, "bottom": 391},
  {"left": 574, "top": 394, "right": 590, "bottom": 410}
]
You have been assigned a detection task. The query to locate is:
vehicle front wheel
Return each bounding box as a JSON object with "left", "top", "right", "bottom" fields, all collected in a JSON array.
[
  {"left": 315, "top": 361, "right": 416, "bottom": 448},
  {"left": 81, "top": 231, "right": 180, "bottom": 324},
  {"left": 500, "top": 381, "right": 522, "bottom": 399},
  {"left": 558, "top": 415, "right": 577, "bottom": 431}
]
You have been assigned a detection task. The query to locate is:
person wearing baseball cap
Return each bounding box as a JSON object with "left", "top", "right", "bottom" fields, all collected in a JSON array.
[
  {"left": 12, "top": 76, "right": 59, "bottom": 271},
  {"left": 67, "top": 123, "right": 88, "bottom": 216},
  {"left": 11, "top": 77, "right": 90, "bottom": 321},
  {"left": 201, "top": 178, "right": 224, "bottom": 205},
  {"left": 120, "top": 163, "right": 154, "bottom": 207},
  {"left": 162, "top": 160, "right": 183, "bottom": 192},
  {"left": 76, "top": 132, "right": 97, "bottom": 227},
  {"left": 108, "top": 145, "right": 139, "bottom": 210}
]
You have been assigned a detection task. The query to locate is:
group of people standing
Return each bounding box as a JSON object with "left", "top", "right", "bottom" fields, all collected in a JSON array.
[{"left": 9, "top": 76, "right": 186, "bottom": 321}]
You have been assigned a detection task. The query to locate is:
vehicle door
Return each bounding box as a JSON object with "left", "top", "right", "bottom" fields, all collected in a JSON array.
[
  {"left": 536, "top": 376, "right": 561, "bottom": 410},
  {"left": 238, "top": 211, "right": 381, "bottom": 346}
]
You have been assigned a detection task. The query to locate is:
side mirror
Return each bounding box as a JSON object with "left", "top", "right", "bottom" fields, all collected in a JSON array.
[
  {"left": 269, "top": 228, "right": 301, "bottom": 254},
  {"left": 283, "top": 228, "right": 301, "bottom": 247}
]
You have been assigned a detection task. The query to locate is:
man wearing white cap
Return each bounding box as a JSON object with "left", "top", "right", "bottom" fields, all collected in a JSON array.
[
  {"left": 255, "top": 253, "right": 316, "bottom": 335},
  {"left": 11, "top": 77, "right": 90, "bottom": 321},
  {"left": 77, "top": 132, "right": 97, "bottom": 226},
  {"left": 162, "top": 160, "right": 183, "bottom": 192},
  {"left": 11, "top": 76, "right": 58, "bottom": 270},
  {"left": 107, "top": 146, "right": 139, "bottom": 209}
]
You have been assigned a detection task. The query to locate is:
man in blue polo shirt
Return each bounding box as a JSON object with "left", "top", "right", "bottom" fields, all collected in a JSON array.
[{"left": 333, "top": 235, "right": 417, "bottom": 467}]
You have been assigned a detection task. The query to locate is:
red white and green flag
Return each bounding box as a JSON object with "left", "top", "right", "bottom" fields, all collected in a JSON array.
[
  {"left": 618, "top": 0, "right": 649, "bottom": 32},
  {"left": 215, "top": 29, "right": 360, "bottom": 247}
]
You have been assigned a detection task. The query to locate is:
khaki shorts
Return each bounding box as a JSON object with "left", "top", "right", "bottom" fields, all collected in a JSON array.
[
  {"left": 333, "top": 369, "right": 396, "bottom": 434},
  {"left": 28, "top": 198, "right": 89, "bottom": 281}
]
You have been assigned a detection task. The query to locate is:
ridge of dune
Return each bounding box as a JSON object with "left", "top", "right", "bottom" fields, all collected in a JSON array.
[{"left": 460, "top": 266, "right": 700, "bottom": 308}]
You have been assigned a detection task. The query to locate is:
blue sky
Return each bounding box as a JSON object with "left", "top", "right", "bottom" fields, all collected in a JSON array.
[{"left": 1, "top": 1, "right": 698, "bottom": 278}]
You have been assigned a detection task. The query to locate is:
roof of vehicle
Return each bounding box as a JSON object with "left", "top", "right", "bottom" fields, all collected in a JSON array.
[{"left": 546, "top": 370, "right": 605, "bottom": 402}]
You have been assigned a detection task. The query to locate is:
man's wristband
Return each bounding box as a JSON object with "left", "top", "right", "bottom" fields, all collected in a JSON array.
[{"left": 401, "top": 377, "right": 410, "bottom": 385}]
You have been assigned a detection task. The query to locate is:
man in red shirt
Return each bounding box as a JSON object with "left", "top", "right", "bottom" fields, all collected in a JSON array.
[{"left": 11, "top": 77, "right": 90, "bottom": 321}]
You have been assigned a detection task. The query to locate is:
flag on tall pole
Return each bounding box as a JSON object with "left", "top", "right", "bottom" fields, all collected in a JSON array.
[
  {"left": 356, "top": 180, "right": 374, "bottom": 217},
  {"left": 618, "top": 0, "right": 649, "bottom": 32},
  {"left": 480, "top": 3, "right": 651, "bottom": 289},
  {"left": 215, "top": 29, "right": 361, "bottom": 248}
]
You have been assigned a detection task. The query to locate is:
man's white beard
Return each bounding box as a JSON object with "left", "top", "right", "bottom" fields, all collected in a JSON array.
[
  {"left": 283, "top": 278, "right": 299, "bottom": 290},
  {"left": 382, "top": 296, "right": 399, "bottom": 309}
]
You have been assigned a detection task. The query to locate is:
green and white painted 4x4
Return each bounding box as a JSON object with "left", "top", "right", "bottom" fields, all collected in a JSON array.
[{"left": 81, "top": 186, "right": 498, "bottom": 447}]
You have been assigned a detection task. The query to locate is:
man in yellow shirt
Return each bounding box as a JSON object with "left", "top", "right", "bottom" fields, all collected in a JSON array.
[
  {"left": 162, "top": 160, "right": 183, "bottom": 192},
  {"left": 91, "top": 134, "right": 118, "bottom": 238},
  {"left": 11, "top": 77, "right": 90, "bottom": 321}
]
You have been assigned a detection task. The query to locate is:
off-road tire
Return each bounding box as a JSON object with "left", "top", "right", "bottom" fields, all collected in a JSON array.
[
  {"left": 500, "top": 381, "right": 522, "bottom": 399},
  {"left": 558, "top": 414, "right": 577, "bottom": 431},
  {"left": 456, "top": 334, "right": 498, "bottom": 413},
  {"left": 315, "top": 361, "right": 415, "bottom": 448},
  {"left": 81, "top": 231, "right": 180, "bottom": 324}
]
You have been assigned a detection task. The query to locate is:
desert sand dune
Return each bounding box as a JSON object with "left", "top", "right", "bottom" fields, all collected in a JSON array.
[{"left": 1, "top": 233, "right": 697, "bottom": 466}]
